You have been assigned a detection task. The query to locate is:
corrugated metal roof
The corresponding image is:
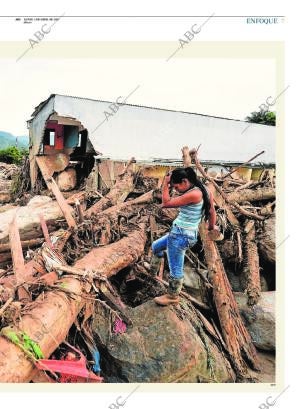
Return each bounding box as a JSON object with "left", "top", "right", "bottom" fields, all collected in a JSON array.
[
  {"left": 28, "top": 94, "right": 276, "bottom": 164},
  {"left": 29, "top": 93, "right": 270, "bottom": 126}
]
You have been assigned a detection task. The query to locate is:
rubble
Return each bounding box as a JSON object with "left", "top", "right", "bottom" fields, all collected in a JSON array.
[
  {"left": 0, "top": 148, "right": 276, "bottom": 383},
  {"left": 0, "top": 162, "right": 19, "bottom": 204}
]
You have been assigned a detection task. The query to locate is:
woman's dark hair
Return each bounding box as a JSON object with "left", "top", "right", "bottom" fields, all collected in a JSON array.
[{"left": 170, "top": 167, "right": 211, "bottom": 221}]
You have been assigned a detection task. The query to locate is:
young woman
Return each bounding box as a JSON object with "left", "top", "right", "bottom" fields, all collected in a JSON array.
[{"left": 151, "top": 167, "right": 218, "bottom": 306}]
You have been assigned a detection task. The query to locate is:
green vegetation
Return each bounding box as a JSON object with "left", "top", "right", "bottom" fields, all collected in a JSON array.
[
  {"left": 0, "top": 146, "right": 28, "bottom": 164},
  {"left": 245, "top": 110, "right": 276, "bottom": 126}
]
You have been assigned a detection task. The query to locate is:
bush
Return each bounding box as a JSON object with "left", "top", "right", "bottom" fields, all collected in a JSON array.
[{"left": 0, "top": 146, "right": 28, "bottom": 164}]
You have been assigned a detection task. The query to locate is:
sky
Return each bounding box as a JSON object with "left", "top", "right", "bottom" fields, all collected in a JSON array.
[{"left": 0, "top": 56, "right": 276, "bottom": 136}]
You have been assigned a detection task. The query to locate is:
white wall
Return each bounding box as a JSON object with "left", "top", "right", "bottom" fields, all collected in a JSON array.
[{"left": 42, "top": 95, "right": 275, "bottom": 163}]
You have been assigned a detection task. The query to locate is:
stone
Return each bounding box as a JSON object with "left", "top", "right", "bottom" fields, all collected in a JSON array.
[
  {"left": 234, "top": 291, "right": 275, "bottom": 351},
  {"left": 183, "top": 265, "right": 202, "bottom": 289},
  {"left": 92, "top": 299, "right": 235, "bottom": 383}
]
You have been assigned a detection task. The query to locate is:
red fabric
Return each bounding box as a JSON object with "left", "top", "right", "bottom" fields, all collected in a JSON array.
[{"left": 36, "top": 345, "right": 103, "bottom": 383}]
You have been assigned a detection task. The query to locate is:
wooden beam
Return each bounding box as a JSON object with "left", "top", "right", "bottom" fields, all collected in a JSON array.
[
  {"left": 9, "top": 214, "right": 31, "bottom": 302},
  {"left": 39, "top": 213, "right": 53, "bottom": 249},
  {"left": 36, "top": 157, "right": 76, "bottom": 229}
]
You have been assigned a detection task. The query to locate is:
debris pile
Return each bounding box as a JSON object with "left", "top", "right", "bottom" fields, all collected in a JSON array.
[
  {"left": 0, "top": 147, "right": 275, "bottom": 383},
  {"left": 0, "top": 162, "right": 20, "bottom": 204}
]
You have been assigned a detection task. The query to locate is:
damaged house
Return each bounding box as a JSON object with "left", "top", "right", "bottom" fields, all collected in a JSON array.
[{"left": 27, "top": 94, "right": 275, "bottom": 191}]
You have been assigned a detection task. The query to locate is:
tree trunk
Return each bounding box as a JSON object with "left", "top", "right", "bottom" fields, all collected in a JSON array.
[
  {"left": 181, "top": 146, "right": 192, "bottom": 167},
  {"left": 0, "top": 276, "right": 87, "bottom": 382},
  {"left": 242, "top": 223, "right": 261, "bottom": 306},
  {"left": 99, "top": 190, "right": 153, "bottom": 219},
  {"left": 257, "top": 215, "right": 275, "bottom": 263},
  {"left": 191, "top": 156, "right": 241, "bottom": 228},
  {"left": 88, "top": 191, "right": 153, "bottom": 245},
  {"left": 0, "top": 238, "right": 44, "bottom": 254},
  {"left": 36, "top": 157, "right": 76, "bottom": 229},
  {"left": 226, "top": 188, "right": 275, "bottom": 204},
  {"left": 0, "top": 197, "right": 69, "bottom": 245},
  {"left": 198, "top": 222, "right": 260, "bottom": 378},
  {"left": 9, "top": 215, "right": 31, "bottom": 302},
  {"left": 207, "top": 183, "right": 240, "bottom": 227},
  {"left": 75, "top": 222, "right": 147, "bottom": 277},
  {"left": 85, "top": 169, "right": 135, "bottom": 217}
]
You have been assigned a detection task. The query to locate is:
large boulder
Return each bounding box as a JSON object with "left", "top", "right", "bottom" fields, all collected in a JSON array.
[
  {"left": 234, "top": 291, "right": 275, "bottom": 351},
  {"left": 92, "top": 299, "right": 235, "bottom": 383}
]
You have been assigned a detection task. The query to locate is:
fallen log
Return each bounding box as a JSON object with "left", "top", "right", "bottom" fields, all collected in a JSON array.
[
  {"left": 0, "top": 259, "right": 48, "bottom": 303},
  {"left": 235, "top": 181, "right": 255, "bottom": 191},
  {"left": 183, "top": 147, "right": 259, "bottom": 376},
  {"left": 0, "top": 222, "right": 148, "bottom": 382},
  {"left": 100, "top": 190, "right": 154, "bottom": 218},
  {"left": 257, "top": 215, "right": 275, "bottom": 264},
  {"left": 181, "top": 146, "right": 192, "bottom": 167},
  {"left": 190, "top": 155, "right": 240, "bottom": 228},
  {"left": 231, "top": 202, "right": 265, "bottom": 221},
  {"left": 244, "top": 220, "right": 255, "bottom": 234},
  {"left": 39, "top": 213, "right": 53, "bottom": 249},
  {"left": 0, "top": 238, "right": 44, "bottom": 254},
  {"left": 0, "top": 196, "right": 69, "bottom": 245},
  {"left": 198, "top": 222, "right": 260, "bottom": 378},
  {"left": 36, "top": 157, "right": 76, "bottom": 229},
  {"left": 66, "top": 191, "right": 86, "bottom": 205},
  {"left": 85, "top": 162, "right": 135, "bottom": 217},
  {"left": 242, "top": 223, "right": 261, "bottom": 306},
  {"left": 75, "top": 221, "right": 148, "bottom": 277},
  {"left": 9, "top": 214, "right": 31, "bottom": 302},
  {"left": 191, "top": 153, "right": 271, "bottom": 222},
  {"left": 207, "top": 182, "right": 240, "bottom": 227},
  {"left": 221, "top": 150, "right": 265, "bottom": 179},
  {"left": 0, "top": 252, "right": 12, "bottom": 265},
  {"left": 0, "top": 274, "right": 87, "bottom": 382},
  {"left": 0, "top": 296, "right": 13, "bottom": 317},
  {"left": 69, "top": 191, "right": 154, "bottom": 248},
  {"left": 260, "top": 201, "right": 275, "bottom": 216},
  {"left": 226, "top": 188, "right": 275, "bottom": 204}
]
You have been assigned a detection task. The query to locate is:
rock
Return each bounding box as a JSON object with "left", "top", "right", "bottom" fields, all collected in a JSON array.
[
  {"left": 92, "top": 299, "right": 235, "bottom": 383},
  {"left": 183, "top": 265, "right": 209, "bottom": 305},
  {"left": 56, "top": 168, "right": 77, "bottom": 191},
  {"left": 234, "top": 291, "right": 275, "bottom": 351},
  {"left": 183, "top": 265, "right": 202, "bottom": 289}
]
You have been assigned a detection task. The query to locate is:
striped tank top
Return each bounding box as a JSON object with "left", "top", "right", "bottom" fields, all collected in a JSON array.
[{"left": 173, "top": 187, "right": 204, "bottom": 230}]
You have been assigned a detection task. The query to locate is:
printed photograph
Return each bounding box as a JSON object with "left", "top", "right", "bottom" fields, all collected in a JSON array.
[{"left": 0, "top": 20, "right": 280, "bottom": 385}]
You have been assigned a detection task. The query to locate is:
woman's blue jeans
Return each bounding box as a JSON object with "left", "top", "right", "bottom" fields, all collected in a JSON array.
[{"left": 151, "top": 225, "right": 198, "bottom": 280}]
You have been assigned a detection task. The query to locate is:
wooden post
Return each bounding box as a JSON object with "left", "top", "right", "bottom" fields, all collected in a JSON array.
[
  {"left": 9, "top": 214, "right": 31, "bottom": 302},
  {"left": 39, "top": 213, "right": 53, "bottom": 249},
  {"left": 243, "top": 223, "right": 261, "bottom": 306},
  {"left": 199, "top": 223, "right": 260, "bottom": 377}
]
